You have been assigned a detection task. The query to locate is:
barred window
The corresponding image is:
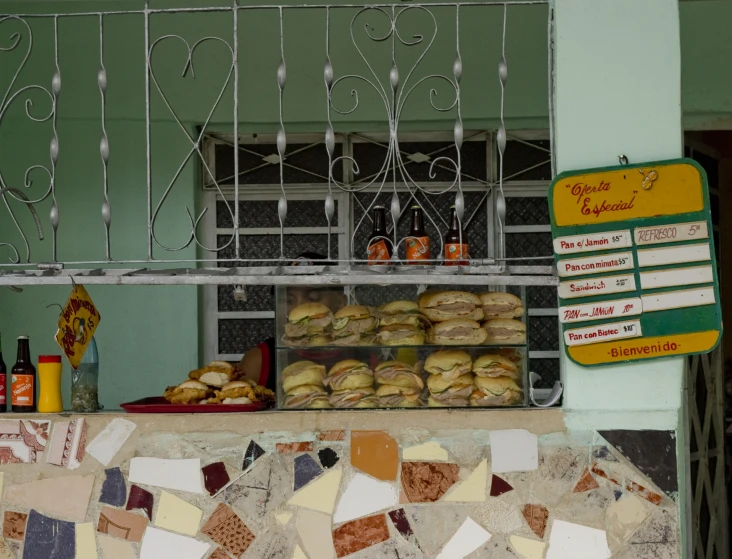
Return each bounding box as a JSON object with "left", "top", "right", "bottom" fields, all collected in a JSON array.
[{"left": 201, "top": 131, "right": 558, "bottom": 388}]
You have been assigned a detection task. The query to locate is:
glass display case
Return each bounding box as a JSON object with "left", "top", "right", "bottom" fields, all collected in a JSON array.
[{"left": 274, "top": 283, "right": 530, "bottom": 410}]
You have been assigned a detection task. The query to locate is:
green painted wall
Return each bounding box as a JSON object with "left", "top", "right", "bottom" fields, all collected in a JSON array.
[{"left": 0, "top": 0, "right": 730, "bottom": 408}]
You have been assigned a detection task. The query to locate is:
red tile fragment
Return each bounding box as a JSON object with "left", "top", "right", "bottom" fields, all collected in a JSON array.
[
  {"left": 333, "top": 514, "right": 390, "bottom": 557},
  {"left": 276, "top": 442, "right": 313, "bottom": 454}
]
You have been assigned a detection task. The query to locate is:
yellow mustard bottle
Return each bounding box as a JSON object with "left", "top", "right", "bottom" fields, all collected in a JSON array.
[{"left": 37, "top": 355, "right": 63, "bottom": 413}]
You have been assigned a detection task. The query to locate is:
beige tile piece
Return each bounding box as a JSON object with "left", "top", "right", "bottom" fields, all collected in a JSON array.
[
  {"left": 98, "top": 535, "right": 136, "bottom": 559},
  {"left": 606, "top": 495, "right": 650, "bottom": 542},
  {"left": 0, "top": 537, "right": 14, "bottom": 559},
  {"left": 76, "top": 523, "right": 98, "bottom": 559},
  {"left": 4, "top": 474, "right": 94, "bottom": 522},
  {"left": 444, "top": 460, "right": 488, "bottom": 502},
  {"left": 403, "top": 442, "right": 448, "bottom": 462},
  {"left": 296, "top": 509, "right": 336, "bottom": 559},
  {"left": 510, "top": 535, "right": 546, "bottom": 559},
  {"left": 275, "top": 512, "right": 293, "bottom": 526},
  {"left": 154, "top": 491, "right": 203, "bottom": 536},
  {"left": 287, "top": 469, "right": 342, "bottom": 514},
  {"left": 0, "top": 472, "right": 4, "bottom": 503},
  {"left": 292, "top": 544, "right": 308, "bottom": 559}
]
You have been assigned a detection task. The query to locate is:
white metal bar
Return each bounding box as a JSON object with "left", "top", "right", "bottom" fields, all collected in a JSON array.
[
  {"left": 528, "top": 308, "right": 558, "bottom": 316},
  {"left": 216, "top": 227, "right": 345, "bottom": 235},
  {"left": 505, "top": 225, "right": 551, "bottom": 233},
  {"left": 529, "top": 351, "right": 559, "bottom": 359},
  {"left": 217, "top": 311, "right": 275, "bottom": 319}
]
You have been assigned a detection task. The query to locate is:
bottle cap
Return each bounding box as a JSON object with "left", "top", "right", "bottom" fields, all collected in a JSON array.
[
  {"left": 17, "top": 335, "right": 28, "bottom": 340},
  {"left": 373, "top": 205, "right": 385, "bottom": 209},
  {"left": 39, "top": 355, "right": 62, "bottom": 363},
  {"left": 411, "top": 205, "right": 421, "bottom": 209}
]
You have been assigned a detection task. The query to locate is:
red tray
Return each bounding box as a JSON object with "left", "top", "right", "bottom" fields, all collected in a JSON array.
[{"left": 121, "top": 397, "right": 269, "bottom": 413}]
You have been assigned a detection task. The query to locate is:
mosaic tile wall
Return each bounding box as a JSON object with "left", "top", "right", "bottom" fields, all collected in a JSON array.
[{"left": 0, "top": 414, "right": 680, "bottom": 559}]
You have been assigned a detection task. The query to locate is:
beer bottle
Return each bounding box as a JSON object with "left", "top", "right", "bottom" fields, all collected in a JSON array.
[
  {"left": 0, "top": 333, "right": 6, "bottom": 413},
  {"left": 406, "top": 205, "right": 430, "bottom": 264},
  {"left": 444, "top": 205, "right": 469, "bottom": 265},
  {"left": 367, "top": 206, "right": 392, "bottom": 265},
  {"left": 11, "top": 336, "right": 36, "bottom": 413}
]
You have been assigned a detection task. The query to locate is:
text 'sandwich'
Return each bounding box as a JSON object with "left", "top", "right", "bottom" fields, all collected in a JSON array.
[
  {"left": 418, "top": 291, "right": 484, "bottom": 322},
  {"left": 424, "top": 350, "right": 472, "bottom": 382},
  {"left": 479, "top": 292, "right": 524, "bottom": 319},
  {"left": 283, "top": 303, "right": 333, "bottom": 347},
  {"left": 482, "top": 319, "right": 527, "bottom": 345},
  {"left": 331, "top": 305, "right": 377, "bottom": 346},
  {"left": 427, "top": 373, "right": 474, "bottom": 407},
  {"left": 428, "top": 319, "right": 488, "bottom": 346},
  {"left": 471, "top": 354, "right": 520, "bottom": 380},
  {"left": 470, "top": 376, "right": 522, "bottom": 407}
]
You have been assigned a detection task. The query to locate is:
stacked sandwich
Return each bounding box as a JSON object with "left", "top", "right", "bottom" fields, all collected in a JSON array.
[
  {"left": 374, "top": 361, "right": 425, "bottom": 408},
  {"left": 282, "top": 303, "right": 334, "bottom": 347},
  {"left": 419, "top": 291, "right": 487, "bottom": 345},
  {"left": 376, "top": 301, "right": 427, "bottom": 346},
  {"left": 281, "top": 360, "right": 330, "bottom": 409},
  {"left": 424, "top": 350, "right": 475, "bottom": 407},
  {"left": 324, "top": 360, "right": 378, "bottom": 408},
  {"left": 331, "top": 305, "right": 378, "bottom": 346},
  {"left": 470, "top": 354, "right": 523, "bottom": 407},
  {"left": 480, "top": 292, "right": 526, "bottom": 345},
  {"left": 163, "top": 361, "right": 275, "bottom": 406}
]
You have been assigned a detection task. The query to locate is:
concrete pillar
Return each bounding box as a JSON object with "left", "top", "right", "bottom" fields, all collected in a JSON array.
[{"left": 553, "top": 0, "right": 684, "bottom": 416}]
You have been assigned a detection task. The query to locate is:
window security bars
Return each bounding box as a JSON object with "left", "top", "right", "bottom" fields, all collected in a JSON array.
[{"left": 0, "top": 1, "right": 556, "bottom": 285}]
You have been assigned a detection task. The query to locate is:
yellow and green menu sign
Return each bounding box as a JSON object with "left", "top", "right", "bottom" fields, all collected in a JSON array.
[{"left": 549, "top": 158, "right": 721, "bottom": 367}]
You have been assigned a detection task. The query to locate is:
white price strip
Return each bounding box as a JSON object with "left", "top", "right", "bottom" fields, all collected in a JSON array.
[
  {"left": 641, "top": 286, "right": 716, "bottom": 312},
  {"left": 559, "top": 274, "right": 636, "bottom": 299},
  {"left": 634, "top": 221, "right": 708, "bottom": 246},
  {"left": 553, "top": 230, "right": 632, "bottom": 255},
  {"left": 640, "top": 265, "right": 714, "bottom": 290},
  {"left": 560, "top": 297, "right": 642, "bottom": 324},
  {"left": 557, "top": 252, "right": 634, "bottom": 278},
  {"left": 637, "top": 243, "right": 711, "bottom": 267},
  {"left": 564, "top": 320, "right": 642, "bottom": 347}
]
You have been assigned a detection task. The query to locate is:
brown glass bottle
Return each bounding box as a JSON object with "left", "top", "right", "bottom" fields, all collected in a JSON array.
[
  {"left": 444, "top": 205, "right": 469, "bottom": 265},
  {"left": 406, "top": 205, "right": 430, "bottom": 264},
  {"left": 0, "top": 333, "right": 6, "bottom": 412},
  {"left": 367, "top": 206, "right": 393, "bottom": 265},
  {"left": 11, "top": 336, "right": 36, "bottom": 413}
]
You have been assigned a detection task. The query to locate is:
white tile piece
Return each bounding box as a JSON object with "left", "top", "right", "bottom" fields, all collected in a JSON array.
[
  {"left": 139, "top": 527, "right": 210, "bottom": 559},
  {"left": 296, "top": 509, "right": 336, "bottom": 559},
  {"left": 545, "top": 520, "right": 611, "bottom": 559},
  {"left": 403, "top": 441, "right": 448, "bottom": 461},
  {"left": 489, "top": 429, "right": 538, "bottom": 473},
  {"left": 444, "top": 460, "right": 488, "bottom": 502},
  {"left": 75, "top": 523, "right": 98, "bottom": 559},
  {"left": 606, "top": 495, "right": 650, "bottom": 541},
  {"left": 292, "top": 544, "right": 308, "bottom": 559},
  {"left": 86, "top": 418, "right": 137, "bottom": 466},
  {"left": 0, "top": 472, "right": 4, "bottom": 503},
  {"left": 435, "top": 517, "right": 491, "bottom": 559},
  {"left": 333, "top": 473, "right": 398, "bottom": 523},
  {"left": 275, "top": 511, "right": 293, "bottom": 526},
  {"left": 153, "top": 491, "right": 203, "bottom": 536},
  {"left": 287, "top": 468, "right": 342, "bottom": 514},
  {"left": 98, "top": 534, "right": 137, "bottom": 559},
  {"left": 0, "top": 538, "right": 14, "bottom": 559},
  {"left": 510, "top": 535, "right": 546, "bottom": 559},
  {"left": 129, "top": 458, "right": 203, "bottom": 494}
]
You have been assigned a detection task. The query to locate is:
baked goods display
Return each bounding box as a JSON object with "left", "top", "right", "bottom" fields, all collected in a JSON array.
[
  {"left": 279, "top": 351, "right": 523, "bottom": 409},
  {"left": 276, "top": 288, "right": 529, "bottom": 409},
  {"left": 163, "top": 360, "right": 275, "bottom": 407}
]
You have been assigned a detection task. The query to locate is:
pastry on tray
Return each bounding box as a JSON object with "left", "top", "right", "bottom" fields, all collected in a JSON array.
[
  {"left": 331, "top": 305, "right": 378, "bottom": 346},
  {"left": 282, "top": 303, "right": 334, "bottom": 347},
  {"left": 424, "top": 350, "right": 472, "bottom": 382},
  {"left": 283, "top": 385, "right": 331, "bottom": 409},
  {"left": 418, "top": 291, "right": 484, "bottom": 322},
  {"left": 164, "top": 380, "right": 212, "bottom": 404},
  {"left": 428, "top": 318, "right": 487, "bottom": 346},
  {"left": 470, "top": 376, "right": 523, "bottom": 407},
  {"left": 188, "top": 361, "right": 234, "bottom": 387},
  {"left": 472, "top": 354, "right": 521, "bottom": 381},
  {"left": 482, "top": 319, "right": 527, "bottom": 345},
  {"left": 479, "top": 292, "right": 524, "bottom": 319},
  {"left": 427, "top": 374, "right": 474, "bottom": 407}
]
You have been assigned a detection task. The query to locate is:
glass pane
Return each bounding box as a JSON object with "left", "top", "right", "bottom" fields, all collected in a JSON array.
[
  {"left": 503, "top": 139, "right": 552, "bottom": 181},
  {"left": 505, "top": 196, "right": 550, "bottom": 225},
  {"left": 529, "top": 358, "right": 560, "bottom": 389},
  {"left": 218, "top": 285, "right": 274, "bottom": 312},
  {"left": 216, "top": 199, "right": 339, "bottom": 228},
  {"left": 218, "top": 318, "right": 275, "bottom": 354},
  {"left": 213, "top": 141, "right": 342, "bottom": 185},
  {"left": 505, "top": 232, "right": 553, "bottom": 262},
  {"left": 216, "top": 234, "right": 338, "bottom": 265},
  {"left": 529, "top": 316, "right": 559, "bottom": 351}
]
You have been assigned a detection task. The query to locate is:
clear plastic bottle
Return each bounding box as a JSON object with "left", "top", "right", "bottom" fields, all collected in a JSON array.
[{"left": 71, "top": 336, "right": 99, "bottom": 412}]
